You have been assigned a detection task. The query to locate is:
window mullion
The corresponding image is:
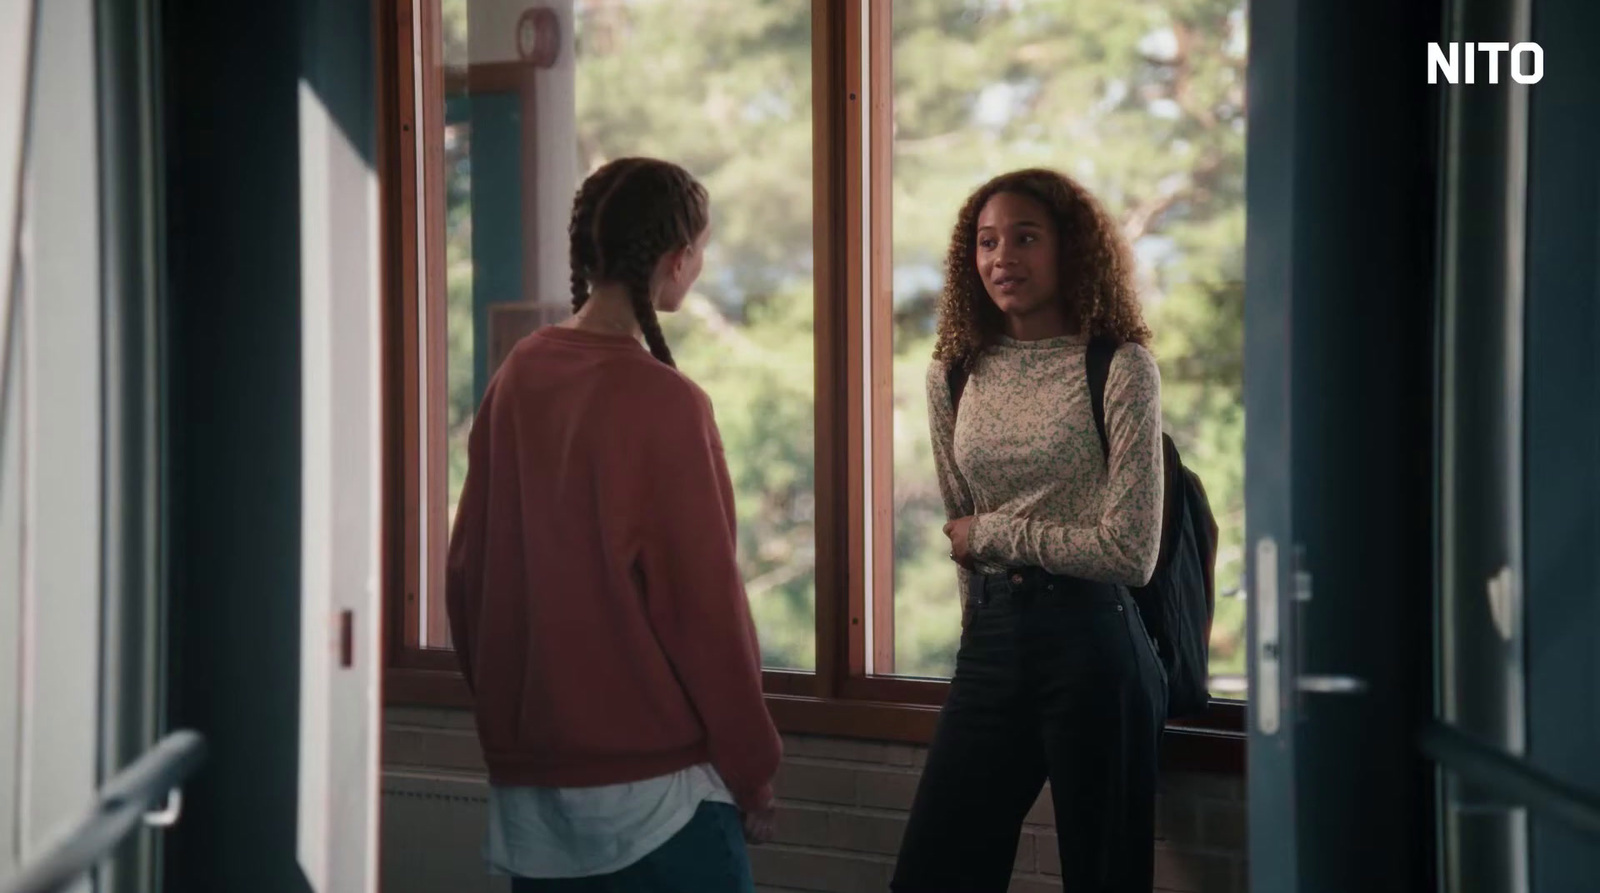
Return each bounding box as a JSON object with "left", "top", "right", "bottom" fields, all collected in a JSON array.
[
  {"left": 810, "top": 0, "right": 863, "bottom": 699},
  {"left": 866, "top": 0, "right": 896, "bottom": 678}
]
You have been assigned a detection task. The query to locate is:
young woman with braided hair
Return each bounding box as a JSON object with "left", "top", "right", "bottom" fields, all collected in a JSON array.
[{"left": 446, "top": 157, "right": 780, "bottom": 893}]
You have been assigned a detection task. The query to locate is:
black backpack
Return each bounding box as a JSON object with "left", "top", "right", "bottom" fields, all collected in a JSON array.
[{"left": 946, "top": 338, "right": 1219, "bottom": 718}]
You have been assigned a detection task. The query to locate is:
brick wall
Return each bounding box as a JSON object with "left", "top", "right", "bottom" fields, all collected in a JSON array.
[
  {"left": 381, "top": 708, "right": 1247, "bottom": 893},
  {"left": 755, "top": 735, "right": 1246, "bottom": 893}
]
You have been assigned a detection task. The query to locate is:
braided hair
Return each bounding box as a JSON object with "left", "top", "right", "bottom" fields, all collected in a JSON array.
[{"left": 568, "top": 157, "right": 709, "bottom": 367}]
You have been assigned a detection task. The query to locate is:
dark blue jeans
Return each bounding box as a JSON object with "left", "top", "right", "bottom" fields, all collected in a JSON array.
[
  {"left": 892, "top": 568, "right": 1168, "bottom": 893},
  {"left": 508, "top": 801, "right": 752, "bottom": 893}
]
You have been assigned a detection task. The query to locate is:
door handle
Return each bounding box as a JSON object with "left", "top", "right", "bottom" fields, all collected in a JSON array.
[
  {"left": 1298, "top": 675, "right": 1368, "bottom": 694},
  {"left": 1255, "top": 538, "right": 1283, "bottom": 734},
  {"left": 1256, "top": 538, "right": 1367, "bottom": 735},
  {"left": 1293, "top": 546, "right": 1368, "bottom": 700}
]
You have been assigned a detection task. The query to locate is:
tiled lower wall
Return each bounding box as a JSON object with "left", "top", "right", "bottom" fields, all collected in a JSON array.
[{"left": 382, "top": 708, "right": 1247, "bottom": 893}]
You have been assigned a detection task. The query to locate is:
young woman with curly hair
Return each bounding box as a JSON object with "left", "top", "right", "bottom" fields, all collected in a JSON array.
[
  {"left": 891, "top": 169, "right": 1169, "bottom": 893},
  {"left": 446, "top": 157, "right": 780, "bottom": 893}
]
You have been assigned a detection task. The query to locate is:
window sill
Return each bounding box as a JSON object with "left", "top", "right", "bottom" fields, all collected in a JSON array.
[
  {"left": 385, "top": 667, "right": 1246, "bottom": 777},
  {"left": 762, "top": 692, "right": 1245, "bottom": 775}
]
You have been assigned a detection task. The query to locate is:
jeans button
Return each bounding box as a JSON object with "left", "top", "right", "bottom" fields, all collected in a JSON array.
[{"left": 1116, "top": 604, "right": 1125, "bottom": 612}]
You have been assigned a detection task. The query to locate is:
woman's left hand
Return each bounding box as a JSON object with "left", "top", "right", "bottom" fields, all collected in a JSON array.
[{"left": 944, "top": 516, "right": 975, "bottom": 566}]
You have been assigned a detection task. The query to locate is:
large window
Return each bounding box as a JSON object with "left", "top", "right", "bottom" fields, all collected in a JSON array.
[
  {"left": 398, "top": 0, "right": 817, "bottom": 669},
  {"left": 881, "top": 1, "right": 1248, "bottom": 688},
  {"left": 571, "top": 1, "right": 820, "bottom": 671},
  {"left": 384, "top": 0, "right": 1247, "bottom": 759}
]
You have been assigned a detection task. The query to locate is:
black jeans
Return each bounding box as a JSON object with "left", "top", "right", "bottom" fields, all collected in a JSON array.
[{"left": 891, "top": 568, "right": 1168, "bottom": 893}]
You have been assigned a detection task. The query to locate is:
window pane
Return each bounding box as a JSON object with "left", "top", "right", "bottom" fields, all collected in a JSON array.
[
  {"left": 889, "top": 0, "right": 1248, "bottom": 693},
  {"left": 574, "top": 0, "right": 817, "bottom": 670},
  {"left": 421, "top": 0, "right": 817, "bottom": 668},
  {"left": 419, "top": 0, "right": 476, "bottom": 648}
]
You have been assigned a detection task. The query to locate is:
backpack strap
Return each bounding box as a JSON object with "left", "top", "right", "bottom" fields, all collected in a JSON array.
[
  {"left": 1086, "top": 336, "right": 1116, "bottom": 458},
  {"left": 946, "top": 361, "right": 970, "bottom": 415}
]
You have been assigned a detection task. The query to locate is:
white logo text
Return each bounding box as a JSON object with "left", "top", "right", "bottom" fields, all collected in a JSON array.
[{"left": 1428, "top": 42, "right": 1543, "bottom": 84}]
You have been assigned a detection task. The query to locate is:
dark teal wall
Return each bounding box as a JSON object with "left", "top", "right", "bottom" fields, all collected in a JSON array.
[
  {"left": 1525, "top": 0, "right": 1600, "bottom": 887},
  {"left": 162, "top": 1, "right": 318, "bottom": 889}
]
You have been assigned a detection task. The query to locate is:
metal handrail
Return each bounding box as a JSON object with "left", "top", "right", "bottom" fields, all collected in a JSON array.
[
  {"left": 1422, "top": 721, "right": 1600, "bottom": 841},
  {"left": 1, "top": 730, "right": 206, "bottom": 893}
]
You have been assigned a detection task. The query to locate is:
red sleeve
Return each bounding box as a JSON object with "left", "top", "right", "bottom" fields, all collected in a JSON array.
[
  {"left": 444, "top": 377, "right": 497, "bottom": 694},
  {"left": 637, "top": 384, "right": 782, "bottom": 812}
]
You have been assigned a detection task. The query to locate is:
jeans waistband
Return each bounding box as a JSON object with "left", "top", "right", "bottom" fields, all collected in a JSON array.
[{"left": 968, "top": 567, "right": 1122, "bottom": 606}]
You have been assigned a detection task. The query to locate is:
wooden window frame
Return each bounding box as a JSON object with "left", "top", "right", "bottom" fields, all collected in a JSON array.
[{"left": 376, "top": 0, "right": 1245, "bottom": 777}]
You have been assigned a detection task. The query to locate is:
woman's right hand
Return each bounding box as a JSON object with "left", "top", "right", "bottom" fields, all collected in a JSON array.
[
  {"left": 945, "top": 515, "right": 976, "bottom": 568},
  {"left": 742, "top": 801, "right": 777, "bottom": 845}
]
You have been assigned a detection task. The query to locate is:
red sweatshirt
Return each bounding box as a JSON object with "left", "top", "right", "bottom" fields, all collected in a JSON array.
[{"left": 444, "top": 325, "right": 781, "bottom": 811}]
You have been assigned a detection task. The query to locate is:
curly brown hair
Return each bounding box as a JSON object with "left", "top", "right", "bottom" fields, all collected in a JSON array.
[
  {"left": 568, "top": 157, "right": 709, "bottom": 367},
  {"left": 932, "top": 168, "right": 1151, "bottom": 371}
]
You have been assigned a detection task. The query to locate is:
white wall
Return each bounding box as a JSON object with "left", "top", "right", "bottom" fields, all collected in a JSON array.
[{"left": 0, "top": 1, "right": 103, "bottom": 886}]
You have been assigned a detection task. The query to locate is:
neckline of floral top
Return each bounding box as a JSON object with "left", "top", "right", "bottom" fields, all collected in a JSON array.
[{"left": 993, "top": 332, "right": 1090, "bottom": 351}]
